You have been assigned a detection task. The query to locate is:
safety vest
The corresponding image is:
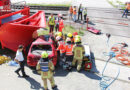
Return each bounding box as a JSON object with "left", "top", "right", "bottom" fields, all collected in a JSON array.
[
  {"left": 65, "top": 44, "right": 73, "bottom": 55},
  {"left": 59, "top": 19, "right": 64, "bottom": 32},
  {"left": 70, "top": 7, "right": 73, "bottom": 13},
  {"left": 39, "top": 59, "right": 49, "bottom": 72},
  {"left": 49, "top": 17, "right": 55, "bottom": 25},
  {"left": 73, "top": 45, "right": 85, "bottom": 60},
  {"left": 83, "top": 10, "right": 87, "bottom": 15},
  {"left": 57, "top": 41, "right": 65, "bottom": 53},
  {"left": 73, "top": 8, "right": 76, "bottom": 15},
  {"left": 126, "top": 3, "right": 130, "bottom": 10}
]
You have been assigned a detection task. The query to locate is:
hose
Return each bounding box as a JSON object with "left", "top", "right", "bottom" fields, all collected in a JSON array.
[{"left": 100, "top": 52, "right": 120, "bottom": 90}]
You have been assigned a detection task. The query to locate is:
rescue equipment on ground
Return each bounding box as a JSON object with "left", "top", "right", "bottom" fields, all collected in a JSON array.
[
  {"left": 83, "top": 44, "right": 92, "bottom": 71},
  {"left": 100, "top": 50, "right": 120, "bottom": 90},
  {"left": 111, "top": 43, "right": 130, "bottom": 66},
  {"left": 87, "top": 27, "right": 101, "bottom": 35},
  {"left": 0, "top": 55, "right": 11, "bottom": 64}
]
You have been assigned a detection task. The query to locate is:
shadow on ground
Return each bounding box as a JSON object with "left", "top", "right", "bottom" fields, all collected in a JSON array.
[
  {"left": 25, "top": 76, "right": 44, "bottom": 90},
  {"left": 54, "top": 66, "right": 69, "bottom": 77},
  {"left": 81, "top": 71, "right": 101, "bottom": 80},
  {"left": 91, "top": 52, "right": 100, "bottom": 73},
  {"left": 88, "top": 21, "right": 96, "bottom": 25}
]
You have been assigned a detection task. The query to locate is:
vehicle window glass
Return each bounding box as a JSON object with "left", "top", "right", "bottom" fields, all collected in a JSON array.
[
  {"left": 32, "top": 45, "right": 52, "bottom": 51},
  {"left": 31, "top": 45, "right": 52, "bottom": 55}
]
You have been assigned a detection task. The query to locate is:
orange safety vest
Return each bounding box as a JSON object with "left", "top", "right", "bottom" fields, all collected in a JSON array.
[
  {"left": 70, "top": 7, "right": 73, "bottom": 13},
  {"left": 57, "top": 41, "right": 65, "bottom": 53},
  {"left": 59, "top": 19, "right": 64, "bottom": 32},
  {"left": 126, "top": 3, "right": 130, "bottom": 10},
  {"left": 65, "top": 44, "right": 73, "bottom": 55},
  {"left": 73, "top": 8, "right": 76, "bottom": 15}
]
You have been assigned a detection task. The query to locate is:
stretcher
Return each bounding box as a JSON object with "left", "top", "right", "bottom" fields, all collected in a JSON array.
[{"left": 87, "top": 27, "right": 101, "bottom": 35}]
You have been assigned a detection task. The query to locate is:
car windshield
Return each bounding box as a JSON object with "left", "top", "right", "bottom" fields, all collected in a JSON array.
[{"left": 31, "top": 45, "right": 52, "bottom": 55}]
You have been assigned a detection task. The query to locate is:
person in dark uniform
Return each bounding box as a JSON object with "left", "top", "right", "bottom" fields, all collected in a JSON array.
[
  {"left": 14, "top": 45, "right": 29, "bottom": 78},
  {"left": 78, "top": 4, "right": 83, "bottom": 21}
]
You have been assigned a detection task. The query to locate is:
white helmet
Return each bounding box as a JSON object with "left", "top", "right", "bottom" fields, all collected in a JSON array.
[{"left": 56, "top": 36, "right": 61, "bottom": 41}]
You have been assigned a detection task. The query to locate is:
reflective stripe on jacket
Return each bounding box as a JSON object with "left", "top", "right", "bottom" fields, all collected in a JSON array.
[{"left": 39, "top": 59, "right": 49, "bottom": 72}]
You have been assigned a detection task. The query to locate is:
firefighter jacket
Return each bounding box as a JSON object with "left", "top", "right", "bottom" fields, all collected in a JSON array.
[{"left": 73, "top": 44, "right": 85, "bottom": 60}]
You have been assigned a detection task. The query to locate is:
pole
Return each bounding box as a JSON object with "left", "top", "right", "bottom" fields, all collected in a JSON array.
[{"left": 86, "top": 17, "right": 89, "bottom": 30}]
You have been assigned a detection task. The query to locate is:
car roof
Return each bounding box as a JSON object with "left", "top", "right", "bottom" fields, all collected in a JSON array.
[{"left": 32, "top": 38, "right": 52, "bottom": 45}]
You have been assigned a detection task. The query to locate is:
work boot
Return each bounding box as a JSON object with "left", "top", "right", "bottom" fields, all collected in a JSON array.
[
  {"left": 52, "top": 85, "right": 57, "bottom": 90},
  {"left": 22, "top": 74, "right": 29, "bottom": 78},
  {"left": 15, "top": 71, "right": 20, "bottom": 76}
]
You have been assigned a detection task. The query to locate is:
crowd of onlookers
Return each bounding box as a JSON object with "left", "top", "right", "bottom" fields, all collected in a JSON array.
[{"left": 69, "top": 4, "right": 88, "bottom": 22}]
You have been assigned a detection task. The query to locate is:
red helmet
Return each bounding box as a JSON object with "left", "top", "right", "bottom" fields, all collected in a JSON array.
[{"left": 73, "top": 32, "right": 78, "bottom": 36}]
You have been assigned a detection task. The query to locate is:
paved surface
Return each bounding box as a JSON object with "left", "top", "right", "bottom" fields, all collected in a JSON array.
[{"left": 0, "top": 62, "right": 130, "bottom": 90}]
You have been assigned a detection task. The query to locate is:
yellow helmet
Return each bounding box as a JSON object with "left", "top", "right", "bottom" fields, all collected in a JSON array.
[
  {"left": 57, "top": 32, "right": 62, "bottom": 37},
  {"left": 41, "top": 51, "right": 48, "bottom": 58},
  {"left": 67, "top": 33, "right": 73, "bottom": 38},
  {"left": 75, "top": 38, "right": 81, "bottom": 43}
]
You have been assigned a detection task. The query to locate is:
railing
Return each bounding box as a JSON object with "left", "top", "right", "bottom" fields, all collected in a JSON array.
[{"left": 0, "top": 4, "right": 11, "bottom": 16}]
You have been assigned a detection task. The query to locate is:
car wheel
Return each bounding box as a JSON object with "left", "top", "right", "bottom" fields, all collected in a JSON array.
[{"left": 0, "top": 42, "right": 1, "bottom": 49}]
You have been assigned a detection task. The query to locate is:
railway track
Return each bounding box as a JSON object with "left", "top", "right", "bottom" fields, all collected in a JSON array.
[
  {"left": 11, "top": 5, "right": 69, "bottom": 11},
  {"left": 11, "top": 5, "right": 69, "bottom": 20}
]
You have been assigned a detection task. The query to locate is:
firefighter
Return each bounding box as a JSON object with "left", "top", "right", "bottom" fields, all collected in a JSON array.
[
  {"left": 67, "top": 33, "right": 74, "bottom": 44},
  {"left": 72, "top": 38, "right": 85, "bottom": 72},
  {"left": 56, "top": 36, "right": 65, "bottom": 66},
  {"left": 64, "top": 38, "right": 74, "bottom": 71},
  {"left": 36, "top": 51, "right": 57, "bottom": 90},
  {"left": 57, "top": 32, "right": 62, "bottom": 37},
  {"left": 48, "top": 14, "right": 55, "bottom": 34},
  {"left": 75, "top": 35, "right": 81, "bottom": 40},
  {"left": 55, "top": 14, "right": 62, "bottom": 32}
]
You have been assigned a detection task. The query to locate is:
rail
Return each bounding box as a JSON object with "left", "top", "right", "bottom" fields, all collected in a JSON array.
[{"left": 11, "top": 5, "right": 69, "bottom": 11}]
